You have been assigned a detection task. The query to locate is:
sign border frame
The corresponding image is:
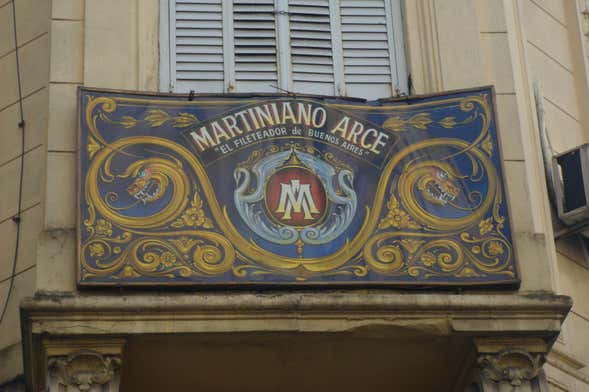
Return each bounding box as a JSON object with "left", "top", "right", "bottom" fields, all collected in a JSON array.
[{"left": 76, "top": 85, "right": 521, "bottom": 290}]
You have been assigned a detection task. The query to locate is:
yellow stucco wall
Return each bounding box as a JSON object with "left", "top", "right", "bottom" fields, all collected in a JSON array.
[
  {"left": 0, "top": 0, "right": 49, "bottom": 382},
  {"left": 515, "top": 0, "right": 589, "bottom": 389}
]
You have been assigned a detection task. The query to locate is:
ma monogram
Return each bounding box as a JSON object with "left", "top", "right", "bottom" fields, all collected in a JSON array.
[{"left": 275, "top": 179, "right": 320, "bottom": 221}]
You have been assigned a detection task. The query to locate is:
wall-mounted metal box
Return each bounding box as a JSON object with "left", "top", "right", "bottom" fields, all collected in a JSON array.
[{"left": 553, "top": 144, "right": 589, "bottom": 226}]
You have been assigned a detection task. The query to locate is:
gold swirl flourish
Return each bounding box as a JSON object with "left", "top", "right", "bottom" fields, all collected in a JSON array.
[
  {"left": 413, "top": 240, "right": 464, "bottom": 273},
  {"left": 363, "top": 233, "right": 405, "bottom": 273},
  {"left": 81, "top": 231, "right": 234, "bottom": 278},
  {"left": 193, "top": 236, "right": 234, "bottom": 275}
]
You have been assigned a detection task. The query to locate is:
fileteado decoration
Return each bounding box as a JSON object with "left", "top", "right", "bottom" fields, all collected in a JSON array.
[{"left": 78, "top": 87, "right": 518, "bottom": 286}]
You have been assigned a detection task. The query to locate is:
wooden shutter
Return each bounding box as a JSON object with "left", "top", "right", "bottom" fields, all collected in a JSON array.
[
  {"left": 166, "top": 0, "right": 406, "bottom": 98},
  {"left": 288, "top": 0, "right": 335, "bottom": 95},
  {"left": 171, "top": 0, "right": 225, "bottom": 93},
  {"left": 340, "top": 0, "right": 400, "bottom": 99},
  {"left": 232, "top": 0, "right": 278, "bottom": 92}
]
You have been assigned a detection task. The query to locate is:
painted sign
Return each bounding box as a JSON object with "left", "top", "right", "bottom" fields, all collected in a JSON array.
[{"left": 78, "top": 87, "right": 518, "bottom": 287}]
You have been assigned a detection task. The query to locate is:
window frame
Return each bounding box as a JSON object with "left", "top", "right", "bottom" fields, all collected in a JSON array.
[{"left": 159, "top": 0, "right": 408, "bottom": 98}]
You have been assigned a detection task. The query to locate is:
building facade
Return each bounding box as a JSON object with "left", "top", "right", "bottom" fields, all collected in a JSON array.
[{"left": 0, "top": 0, "right": 588, "bottom": 390}]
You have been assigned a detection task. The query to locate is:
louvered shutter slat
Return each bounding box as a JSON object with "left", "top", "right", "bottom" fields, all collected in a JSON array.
[
  {"left": 176, "top": 53, "right": 225, "bottom": 63},
  {"left": 233, "top": 22, "right": 275, "bottom": 29},
  {"left": 235, "top": 47, "right": 276, "bottom": 54},
  {"left": 234, "top": 30, "right": 275, "bottom": 37},
  {"left": 291, "top": 64, "right": 333, "bottom": 74},
  {"left": 292, "top": 30, "right": 332, "bottom": 39},
  {"left": 176, "top": 28, "right": 223, "bottom": 38},
  {"left": 344, "top": 57, "right": 390, "bottom": 66},
  {"left": 176, "top": 20, "right": 221, "bottom": 29},
  {"left": 233, "top": 0, "right": 278, "bottom": 92},
  {"left": 341, "top": 24, "right": 387, "bottom": 33},
  {"left": 341, "top": 0, "right": 393, "bottom": 99},
  {"left": 176, "top": 37, "right": 223, "bottom": 45},
  {"left": 291, "top": 57, "right": 333, "bottom": 66},
  {"left": 236, "top": 55, "right": 277, "bottom": 63},
  {"left": 289, "top": 0, "right": 328, "bottom": 7},
  {"left": 235, "top": 38, "right": 277, "bottom": 47},
  {"left": 290, "top": 15, "right": 331, "bottom": 22},
  {"left": 234, "top": 7, "right": 274, "bottom": 14},
  {"left": 341, "top": 15, "right": 387, "bottom": 24},
  {"left": 289, "top": 0, "right": 335, "bottom": 95},
  {"left": 340, "top": 8, "right": 387, "bottom": 16},
  {"left": 342, "top": 49, "right": 388, "bottom": 58},
  {"left": 346, "top": 74, "right": 392, "bottom": 83},
  {"left": 175, "top": 3, "right": 221, "bottom": 12},
  {"left": 342, "top": 32, "right": 388, "bottom": 41},
  {"left": 176, "top": 63, "right": 224, "bottom": 71},
  {"left": 342, "top": 0, "right": 384, "bottom": 7},
  {"left": 345, "top": 66, "right": 391, "bottom": 75},
  {"left": 291, "top": 39, "right": 333, "bottom": 49},
  {"left": 176, "top": 45, "right": 222, "bottom": 54},
  {"left": 288, "top": 24, "right": 331, "bottom": 33},
  {"left": 342, "top": 41, "right": 389, "bottom": 50},
  {"left": 176, "top": 13, "right": 222, "bottom": 21},
  {"left": 179, "top": 71, "right": 225, "bottom": 80},
  {"left": 291, "top": 48, "right": 332, "bottom": 57},
  {"left": 237, "top": 63, "right": 277, "bottom": 72},
  {"left": 233, "top": 0, "right": 267, "bottom": 4}
]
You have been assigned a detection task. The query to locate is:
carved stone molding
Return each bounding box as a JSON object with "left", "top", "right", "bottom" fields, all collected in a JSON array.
[
  {"left": 47, "top": 350, "right": 121, "bottom": 392},
  {"left": 478, "top": 349, "right": 543, "bottom": 387}
]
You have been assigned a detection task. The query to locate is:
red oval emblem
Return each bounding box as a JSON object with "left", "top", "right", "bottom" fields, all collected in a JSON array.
[{"left": 265, "top": 166, "right": 327, "bottom": 227}]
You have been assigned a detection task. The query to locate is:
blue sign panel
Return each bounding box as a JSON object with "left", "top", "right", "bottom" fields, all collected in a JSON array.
[{"left": 78, "top": 87, "right": 518, "bottom": 287}]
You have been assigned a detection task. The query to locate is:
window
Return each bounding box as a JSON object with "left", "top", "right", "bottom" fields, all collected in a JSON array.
[{"left": 160, "top": 0, "right": 407, "bottom": 99}]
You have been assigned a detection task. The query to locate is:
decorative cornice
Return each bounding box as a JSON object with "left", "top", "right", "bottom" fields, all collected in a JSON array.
[
  {"left": 23, "top": 292, "right": 572, "bottom": 313},
  {"left": 20, "top": 292, "right": 572, "bottom": 338}
]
